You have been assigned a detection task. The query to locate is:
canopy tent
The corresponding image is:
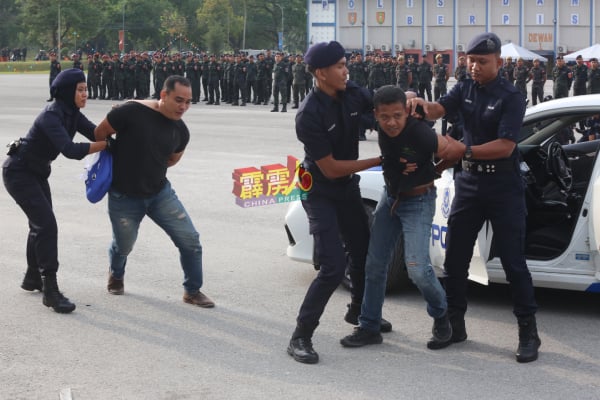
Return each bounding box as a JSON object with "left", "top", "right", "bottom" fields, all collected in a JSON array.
[
  {"left": 500, "top": 43, "right": 548, "bottom": 62},
  {"left": 564, "top": 44, "right": 600, "bottom": 61}
]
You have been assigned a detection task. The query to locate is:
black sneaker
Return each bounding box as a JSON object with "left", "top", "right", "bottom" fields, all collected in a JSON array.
[
  {"left": 340, "top": 327, "right": 383, "bottom": 348},
  {"left": 287, "top": 337, "right": 319, "bottom": 364},
  {"left": 344, "top": 304, "right": 393, "bottom": 333}
]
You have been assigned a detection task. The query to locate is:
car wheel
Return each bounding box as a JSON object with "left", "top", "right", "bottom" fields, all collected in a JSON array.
[{"left": 341, "top": 200, "right": 410, "bottom": 293}]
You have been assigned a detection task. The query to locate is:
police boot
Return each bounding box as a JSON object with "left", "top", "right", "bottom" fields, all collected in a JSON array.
[
  {"left": 42, "top": 274, "right": 76, "bottom": 314},
  {"left": 292, "top": 103, "right": 299, "bottom": 109},
  {"left": 271, "top": 105, "right": 279, "bottom": 112},
  {"left": 281, "top": 104, "right": 287, "bottom": 113},
  {"left": 516, "top": 315, "right": 541, "bottom": 363},
  {"left": 21, "top": 266, "right": 42, "bottom": 291}
]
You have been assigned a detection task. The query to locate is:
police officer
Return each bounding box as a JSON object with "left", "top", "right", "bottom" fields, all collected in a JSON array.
[
  {"left": 454, "top": 55, "right": 468, "bottom": 82},
  {"left": 529, "top": 58, "right": 546, "bottom": 105},
  {"left": 395, "top": 55, "right": 412, "bottom": 91},
  {"left": 101, "top": 54, "right": 114, "bottom": 100},
  {"left": 112, "top": 53, "right": 125, "bottom": 100},
  {"left": 271, "top": 52, "right": 289, "bottom": 112},
  {"left": 408, "top": 32, "right": 540, "bottom": 363},
  {"left": 418, "top": 54, "right": 433, "bottom": 101},
  {"left": 348, "top": 53, "right": 368, "bottom": 87},
  {"left": 246, "top": 55, "right": 258, "bottom": 104},
  {"left": 232, "top": 54, "right": 247, "bottom": 106},
  {"left": 201, "top": 54, "right": 210, "bottom": 101},
  {"left": 513, "top": 57, "right": 530, "bottom": 98},
  {"left": 72, "top": 53, "right": 83, "bottom": 71},
  {"left": 292, "top": 54, "right": 306, "bottom": 109},
  {"left": 47, "top": 52, "right": 61, "bottom": 101},
  {"left": 553, "top": 56, "right": 572, "bottom": 99},
  {"left": 256, "top": 53, "right": 267, "bottom": 104},
  {"left": 572, "top": 54, "right": 588, "bottom": 96},
  {"left": 503, "top": 56, "right": 515, "bottom": 85},
  {"left": 588, "top": 58, "right": 600, "bottom": 94},
  {"left": 368, "top": 55, "right": 386, "bottom": 91},
  {"left": 408, "top": 56, "right": 419, "bottom": 91},
  {"left": 207, "top": 54, "right": 221, "bottom": 105},
  {"left": 287, "top": 41, "right": 390, "bottom": 365},
  {"left": 264, "top": 50, "right": 275, "bottom": 104},
  {"left": 3, "top": 68, "right": 109, "bottom": 313},
  {"left": 433, "top": 54, "right": 449, "bottom": 100}
]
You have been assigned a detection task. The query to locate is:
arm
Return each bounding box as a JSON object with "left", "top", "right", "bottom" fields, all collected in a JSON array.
[
  {"left": 94, "top": 118, "right": 116, "bottom": 141},
  {"left": 315, "top": 154, "right": 381, "bottom": 180}
]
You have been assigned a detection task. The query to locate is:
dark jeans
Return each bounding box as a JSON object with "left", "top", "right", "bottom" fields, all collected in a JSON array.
[
  {"left": 443, "top": 170, "right": 538, "bottom": 319},
  {"left": 3, "top": 167, "right": 58, "bottom": 275},
  {"left": 295, "top": 177, "right": 369, "bottom": 335}
]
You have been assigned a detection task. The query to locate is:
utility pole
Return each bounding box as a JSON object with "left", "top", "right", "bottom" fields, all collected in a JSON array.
[{"left": 274, "top": 4, "right": 284, "bottom": 51}]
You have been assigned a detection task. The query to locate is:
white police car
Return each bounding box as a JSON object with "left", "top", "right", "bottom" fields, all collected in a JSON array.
[{"left": 284, "top": 94, "right": 600, "bottom": 293}]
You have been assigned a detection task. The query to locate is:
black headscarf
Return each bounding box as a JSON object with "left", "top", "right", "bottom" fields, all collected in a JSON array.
[{"left": 50, "top": 68, "right": 86, "bottom": 109}]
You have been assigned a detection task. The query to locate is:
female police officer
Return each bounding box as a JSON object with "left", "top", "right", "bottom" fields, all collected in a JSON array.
[
  {"left": 408, "top": 32, "right": 541, "bottom": 363},
  {"left": 3, "top": 69, "right": 108, "bottom": 313}
]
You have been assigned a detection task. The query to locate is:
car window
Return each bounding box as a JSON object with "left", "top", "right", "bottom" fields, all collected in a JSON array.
[{"left": 520, "top": 111, "right": 598, "bottom": 146}]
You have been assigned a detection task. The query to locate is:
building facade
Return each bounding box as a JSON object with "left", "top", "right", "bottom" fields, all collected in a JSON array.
[{"left": 308, "top": 0, "right": 599, "bottom": 69}]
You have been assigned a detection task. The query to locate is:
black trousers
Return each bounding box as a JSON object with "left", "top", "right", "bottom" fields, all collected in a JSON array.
[
  {"left": 295, "top": 176, "right": 369, "bottom": 335},
  {"left": 443, "top": 170, "right": 537, "bottom": 319},
  {"left": 3, "top": 167, "right": 59, "bottom": 276}
]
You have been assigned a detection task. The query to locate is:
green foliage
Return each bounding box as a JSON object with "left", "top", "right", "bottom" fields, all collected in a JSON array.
[{"left": 3, "top": 0, "right": 308, "bottom": 55}]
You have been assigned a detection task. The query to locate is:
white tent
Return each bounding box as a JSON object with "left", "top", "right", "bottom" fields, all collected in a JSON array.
[
  {"left": 564, "top": 44, "right": 600, "bottom": 61},
  {"left": 500, "top": 43, "right": 548, "bottom": 62}
]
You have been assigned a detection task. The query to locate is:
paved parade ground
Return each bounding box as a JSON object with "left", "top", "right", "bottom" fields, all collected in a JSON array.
[{"left": 0, "top": 74, "right": 599, "bottom": 399}]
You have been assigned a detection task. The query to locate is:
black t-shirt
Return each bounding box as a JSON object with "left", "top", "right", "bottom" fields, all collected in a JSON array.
[
  {"left": 107, "top": 102, "right": 190, "bottom": 197},
  {"left": 378, "top": 116, "right": 438, "bottom": 194}
]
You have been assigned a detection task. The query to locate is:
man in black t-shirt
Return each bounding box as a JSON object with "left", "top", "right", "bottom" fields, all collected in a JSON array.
[
  {"left": 340, "top": 86, "right": 464, "bottom": 349},
  {"left": 94, "top": 75, "right": 214, "bottom": 309}
]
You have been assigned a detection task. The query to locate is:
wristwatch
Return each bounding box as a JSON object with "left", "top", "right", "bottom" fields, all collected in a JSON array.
[{"left": 464, "top": 145, "right": 473, "bottom": 160}]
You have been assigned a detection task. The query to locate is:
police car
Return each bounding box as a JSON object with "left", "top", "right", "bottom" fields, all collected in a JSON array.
[{"left": 284, "top": 94, "right": 600, "bottom": 293}]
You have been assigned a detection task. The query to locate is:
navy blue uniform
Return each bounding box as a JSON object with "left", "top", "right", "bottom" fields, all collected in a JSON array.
[
  {"left": 294, "top": 81, "right": 373, "bottom": 336},
  {"left": 439, "top": 75, "right": 537, "bottom": 320},
  {"left": 3, "top": 100, "right": 95, "bottom": 276}
]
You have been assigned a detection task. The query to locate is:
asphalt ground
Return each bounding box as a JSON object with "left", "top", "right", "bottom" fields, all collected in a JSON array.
[{"left": 0, "top": 74, "right": 599, "bottom": 399}]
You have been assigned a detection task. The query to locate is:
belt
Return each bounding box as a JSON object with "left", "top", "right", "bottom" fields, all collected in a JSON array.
[
  {"left": 390, "top": 183, "right": 434, "bottom": 214},
  {"left": 396, "top": 182, "right": 434, "bottom": 198},
  {"left": 462, "top": 159, "right": 515, "bottom": 174}
]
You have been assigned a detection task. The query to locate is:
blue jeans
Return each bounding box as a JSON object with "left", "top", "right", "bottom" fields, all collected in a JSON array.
[
  {"left": 359, "top": 186, "right": 447, "bottom": 332},
  {"left": 107, "top": 180, "right": 204, "bottom": 294}
]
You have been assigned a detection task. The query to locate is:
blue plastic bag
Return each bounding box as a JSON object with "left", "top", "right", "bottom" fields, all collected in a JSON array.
[{"left": 85, "top": 150, "right": 112, "bottom": 203}]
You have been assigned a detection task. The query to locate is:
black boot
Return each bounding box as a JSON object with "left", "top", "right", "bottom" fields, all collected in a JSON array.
[
  {"left": 281, "top": 104, "right": 287, "bottom": 113},
  {"left": 271, "top": 105, "right": 279, "bottom": 112},
  {"left": 427, "top": 313, "right": 453, "bottom": 349},
  {"left": 516, "top": 315, "right": 541, "bottom": 363},
  {"left": 21, "top": 266, "right": 42, "bottom": 291},
  {"left": 42, "top": 275, "right": 76, "bottom": 314}
]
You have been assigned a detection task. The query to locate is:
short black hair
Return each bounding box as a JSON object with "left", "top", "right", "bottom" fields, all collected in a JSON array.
[
  {"left": 373, "top": 85, "right": 406, "bottom": 109},
  {"left": 163, "top": 75, "right": 191, "bottom": 92}
]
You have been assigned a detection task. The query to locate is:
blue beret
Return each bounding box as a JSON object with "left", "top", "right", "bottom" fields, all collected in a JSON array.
[
  {"left": 304, "top": 41, "right": 345, "bottom": 68},
  {"left": 466, "top": 32, "right": 501, "bottom": 55}
]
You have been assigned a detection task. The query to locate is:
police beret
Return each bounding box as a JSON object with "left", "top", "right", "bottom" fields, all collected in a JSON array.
[
  {"left": 576, "top": 54, "right": 583, "bottom": 60},
  {"left": 556, "top": 55, "right": 564, "bottom": 60},
  {"left": 304, "top": 41, "right": 345, "bottom": 68},
  {"left": 466, "top": 32, "right": 501, "bottom": 55},
  {"left": 591, "top": 58, "right": 598, "bottom": 62}
]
